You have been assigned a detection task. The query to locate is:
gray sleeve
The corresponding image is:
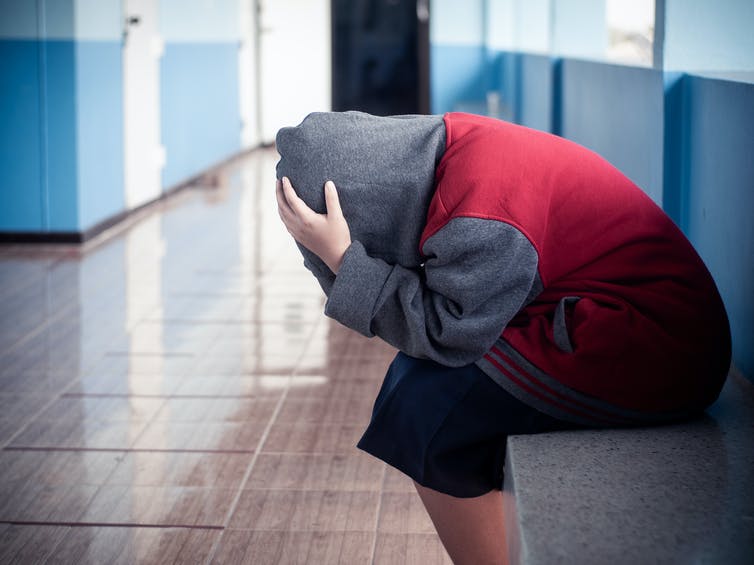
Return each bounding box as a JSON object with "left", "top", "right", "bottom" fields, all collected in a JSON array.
[{"left": 324, "top": 217, "right": 541, "bottom": 366}]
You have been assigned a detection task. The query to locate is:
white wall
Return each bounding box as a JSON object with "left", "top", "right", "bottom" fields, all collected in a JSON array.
[
  {"left": 446, "top": 0, "right": 600, "bottom": 57},
  {"left": 431, "top": 0, "right": 550, "bottom": 53},
  {"left": 160, "top": 0, "right": 240, "bottom": 42},
  {"left": 431, "top": 0, "right": 485, "bottom": 46},
  {"left": 257, "top": 0, "right": 331, "bottom": 142},
  {"left": 551, "top": 0, "right": 607, "bottom": 60},
  {"left": 75, "top": 0, "right": 122, "bottom": 40},
  {"left": 514, "top": 0, "right": 550, "bottom": 53},
  {"left": 485, "top": 0, "right": 514, "bottom": 50},
  {"left": 664, "top": 0, "right": 754, "bottom": 72}
]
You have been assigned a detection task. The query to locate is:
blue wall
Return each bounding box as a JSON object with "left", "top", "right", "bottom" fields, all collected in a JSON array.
[
  {"left": 0, "top": 0, "right": 123, "bottom": 234},
  {"left": 75, "top": 40, "right": 124, "bottom": 231},
  {"left": 160, "top": 43, "right": 241, "bottom": 188},
  {"left": 0, "top": 0, "right": 242, "bottom": 235},
  {"left": 0, "top": 38, "right": 80, "bottom": 232},
  {"left": 559, "top": 60, "right": 665, "bottom": 205},
  {"left": 0, "top": 39, "right": 44, "bottom": 231},
  {"left": 518, "top": 53, "right": 556, "bottom": 133},
  {"left": 159, "top": 0, "right": 242, "bottom": 189},
  {"left": 429, "top": 0, "right": 487, "bottom": 116},
  {"left": 682, "top": 76, "right": 754, "bottom": 378},
  {"left": 43, "top": 40, "right": 79, "bottom": 231},
  {"left": 430, "top": 44, "right": 489, "bottom": 117}
]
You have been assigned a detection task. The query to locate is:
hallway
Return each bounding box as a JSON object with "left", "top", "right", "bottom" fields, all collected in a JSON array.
[{"left": 0, "top": 149, "right": 452, "bottom": 564}]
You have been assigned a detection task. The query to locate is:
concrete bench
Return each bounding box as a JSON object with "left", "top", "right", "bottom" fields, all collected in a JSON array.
[{"left": 503, "top": 371, "right": 754, "bottom": 565}]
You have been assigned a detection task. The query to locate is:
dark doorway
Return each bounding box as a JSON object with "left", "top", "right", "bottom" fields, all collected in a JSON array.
[{"left": 332, "top": 0, "right": 430, "bottom": 116}]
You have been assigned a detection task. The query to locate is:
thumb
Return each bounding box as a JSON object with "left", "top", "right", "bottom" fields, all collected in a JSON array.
[{"left": 324, "top": 181, "right": 343, "bottom": 218}]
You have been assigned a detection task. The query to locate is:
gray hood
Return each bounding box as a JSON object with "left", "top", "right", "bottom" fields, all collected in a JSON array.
[{"left": 275, "top": 111, "right": 446, "bottom": 268}]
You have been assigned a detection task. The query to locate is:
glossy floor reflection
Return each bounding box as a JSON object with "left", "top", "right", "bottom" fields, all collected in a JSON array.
[{"left": 0, "top": 149, "right": 452, "bottom": 564}]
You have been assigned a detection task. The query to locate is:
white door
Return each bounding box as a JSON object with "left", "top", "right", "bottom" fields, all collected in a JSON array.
[
  {"left": 123, "top": 0, "right": 164, "bottom": 209},
  {"left": 257, "top": 0, "right": 331, "bottom": 143}
]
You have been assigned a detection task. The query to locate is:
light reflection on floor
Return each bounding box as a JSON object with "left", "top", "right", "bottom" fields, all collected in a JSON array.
[{"left": 0, "top": 149, "right": 451, "bottom": 564}]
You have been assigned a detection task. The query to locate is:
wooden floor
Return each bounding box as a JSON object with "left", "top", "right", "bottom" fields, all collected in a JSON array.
[{"left": 0, "top": 149, "right": 452, "bottom": 564}]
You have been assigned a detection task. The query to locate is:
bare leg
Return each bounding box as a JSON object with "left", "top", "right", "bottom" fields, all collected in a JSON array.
[{"left": 414, "top": 481, "right": 507, "bottom": 565}]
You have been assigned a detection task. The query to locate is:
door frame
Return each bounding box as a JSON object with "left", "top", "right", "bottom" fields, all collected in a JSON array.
[{"left": 330, "top": 0, "right": 431, "bottom": 115}]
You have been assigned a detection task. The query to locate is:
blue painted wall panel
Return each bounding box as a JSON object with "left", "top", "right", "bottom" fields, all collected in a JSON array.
[
  {"left": 0, "top": 40, "right": 43, "bottom": 230},
  {"left": 518, "top": 53, "right": 554, "bottom": 133},
  {"left": 44, "top": 40, "right": 78, "bottom": 231},
  {"left": 661, "top": 72, "right": 686, "bottom": 228},
  {"left": 492, "top": 51, "right": 519, "bottom": 122},
  {"left": 430, "top": 44, "right": 488, "bottom": 115},
  {"left": 160, "top": 43, "right": 241, "bottom": 188},
  {"left": 683, "top": 76, "right": 754, "bottom": 379},
  {"left": 0, "top": 40, "right": 78, "bottom": 232},
  {"left": 75, "top": 41, "right": 124, "bottom": 231},
  {"left": 560, "top": 60, "right": 664, "bottom": 205}
]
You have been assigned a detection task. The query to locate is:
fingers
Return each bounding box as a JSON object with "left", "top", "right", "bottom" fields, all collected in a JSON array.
[
  {"left": 281, "top": 177, "right": 315, "bottom": 219},
  {"left": 277, "top": 177, "right": 344, "bottom": 227},
  {"left": 324, "top": 181, "right": 343, "bottom": 218},
  {"left": 275, "top": 179, "right": 288, "bottom": 211},
  {"left": 275, "top": 179, "right": 295, "bottom": 227}
]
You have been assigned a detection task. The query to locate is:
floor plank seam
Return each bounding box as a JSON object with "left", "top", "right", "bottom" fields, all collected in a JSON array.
[
  {"left": 202, "top": 376, "right": 293, "bottom": 564},
  {"left": 0, "top": 371, "right": 85, "bottom": 450},
  {"left": 2, "top": 446, "right": 256, "bottom": 454},
  {"left": 0, "top": 520, "right": 224, "bottom": 530},
  {"left": 60, "top": 392, "right": 269, "bottom": 399}
]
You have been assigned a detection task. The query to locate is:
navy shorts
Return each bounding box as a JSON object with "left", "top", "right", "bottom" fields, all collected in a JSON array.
[{"left": 357, "top": 352, "right": 579, "bottom": 498}]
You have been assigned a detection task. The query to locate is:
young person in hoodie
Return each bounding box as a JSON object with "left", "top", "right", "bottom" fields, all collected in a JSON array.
[{"left": 275, "top": 111, "right": 730, "bottom": 564}]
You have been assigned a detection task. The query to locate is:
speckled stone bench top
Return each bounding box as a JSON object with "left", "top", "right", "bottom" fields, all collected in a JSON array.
[{"left": 503, "top": 371, "right": 754, "bottom": 565}]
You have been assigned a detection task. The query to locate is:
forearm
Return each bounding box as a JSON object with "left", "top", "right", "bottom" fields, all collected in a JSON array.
[
  {"left": 324, "top": 219, "right": 541, "bottom": 366},
  {"left": 325, "top": 242, "right": 479, "bottom": 365}
]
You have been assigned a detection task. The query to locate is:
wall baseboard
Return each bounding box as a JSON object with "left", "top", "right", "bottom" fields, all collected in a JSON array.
[{"left": 0, "top": 147, "right": 257, "bottom": 245}]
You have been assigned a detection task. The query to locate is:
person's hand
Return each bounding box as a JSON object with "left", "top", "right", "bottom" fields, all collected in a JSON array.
[{"left": 276, "top": 176, "right": 352, "bottom": 274}]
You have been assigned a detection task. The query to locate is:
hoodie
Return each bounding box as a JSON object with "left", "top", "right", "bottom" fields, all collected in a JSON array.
[
  {"left": 276, "top": 111, "right": 446, "bottom": 268},
  {"left": 276, "top": 111, "right": 730, "bottom": 427}
]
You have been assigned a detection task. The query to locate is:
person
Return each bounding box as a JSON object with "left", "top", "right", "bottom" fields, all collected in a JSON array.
[{"left": 274, "top": 111, "right": 730, "bottom": 564}]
